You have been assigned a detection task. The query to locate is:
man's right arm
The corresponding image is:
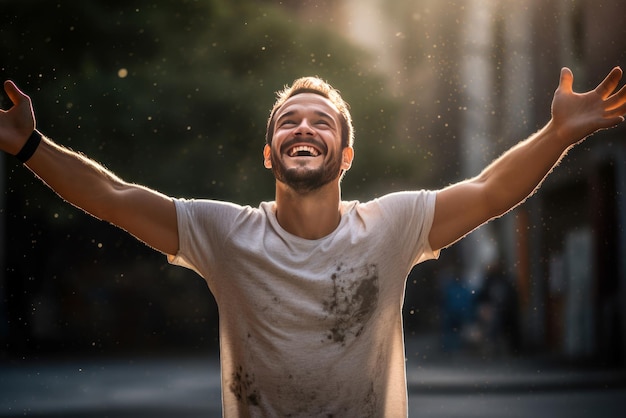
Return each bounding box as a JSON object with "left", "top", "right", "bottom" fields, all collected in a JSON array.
[
  {"left": 1, "top": 81, "right": 179, "bottom": 256},
  {"left": 25, "top": 137, "right": 179, "bottom": 255}
]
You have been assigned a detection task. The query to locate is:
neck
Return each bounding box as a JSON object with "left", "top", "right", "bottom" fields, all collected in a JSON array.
[{"left": 274, "top": 181, "right": 342, "bottom": 240}]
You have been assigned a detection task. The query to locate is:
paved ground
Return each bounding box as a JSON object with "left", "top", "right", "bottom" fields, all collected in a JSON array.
[
  {"left": 0, "top": 356, "right": 222, "bottom": 417},
  {"left": 2, "top": 337, "right": 625, "bottom": 417}
]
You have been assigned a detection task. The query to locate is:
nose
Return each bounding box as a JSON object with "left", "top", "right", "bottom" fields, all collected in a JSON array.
[{"left": 294, "top": 119, "right": 314, "bottom": 135}]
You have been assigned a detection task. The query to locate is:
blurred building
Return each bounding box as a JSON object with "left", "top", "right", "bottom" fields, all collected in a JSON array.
[
  {"left": 282, "top": 0, "right": 626, "bottom": 363},
  {"left": 522, "top": 0, "right": 626, "bottom": 364}
]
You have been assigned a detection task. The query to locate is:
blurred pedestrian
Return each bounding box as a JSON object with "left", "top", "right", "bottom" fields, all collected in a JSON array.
[
  {"left": 475, "top": 263, "right": 520, "bottom": 356},
  {"left": 439, "top": 268, "right": 474, "bottom": 352}
]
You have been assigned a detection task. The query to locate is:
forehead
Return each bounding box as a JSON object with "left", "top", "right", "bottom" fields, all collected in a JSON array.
[{"left": 276, "top": 93, "right": 341, "bottom": 119}]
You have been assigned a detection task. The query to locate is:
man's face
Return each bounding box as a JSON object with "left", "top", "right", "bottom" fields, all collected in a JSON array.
[{"left": 264, "top": 93, "right": 352, "bottom": 193}]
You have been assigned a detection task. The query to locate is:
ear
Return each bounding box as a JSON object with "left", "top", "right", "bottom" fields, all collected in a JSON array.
[
  {"left": 341, "top": 146, "right": 354, "bottom": 170},
  {"left": 263, "top": 144, "right": 272, "bottom": 169}
]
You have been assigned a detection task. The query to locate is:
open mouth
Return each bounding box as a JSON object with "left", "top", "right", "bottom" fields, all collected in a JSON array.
[{"left": 287, "top": 145, "right": 321, "bottom": 157}]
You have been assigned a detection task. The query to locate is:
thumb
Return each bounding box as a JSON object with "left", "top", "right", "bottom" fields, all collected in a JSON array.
[
  {"left": 558, "top": 67, "right": 574, "bottom": 93},
  {"left": 3, "top": 80, "right": 30, "bottom": 107}
]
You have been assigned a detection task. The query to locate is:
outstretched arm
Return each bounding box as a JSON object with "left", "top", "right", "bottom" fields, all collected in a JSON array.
[
  {"left": 0, "top": 80, "right": 179, "bottom": 255},
  {"left": 429, "top": 67, "right": 626, "bottom": 252}
]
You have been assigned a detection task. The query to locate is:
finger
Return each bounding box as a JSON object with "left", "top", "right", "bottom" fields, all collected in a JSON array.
[
  {"left": 596, "top": 115, "right": 625, "bottom": 131},
  {"left": 602, "top": 83, "right": 626, "bottom": 122},
  {"left": 604, "top": 84, "right": 626, "bottom": 111},
  {"left": 604, "top": 99, "right": 626, "bottom": 120},
  {"left": 3, "top": 80, "right": 29, "bottom": 106},
  {"left": 595, "top": 67, "right": 623, "bottom": 99},
  {"left": 558, "top": 67, "right": 574, "bottom": 93}
]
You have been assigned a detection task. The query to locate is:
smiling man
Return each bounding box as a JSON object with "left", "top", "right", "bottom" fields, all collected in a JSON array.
[
  {"left": 1, "top": 68, "right": 625, "bottom": 417},
  {"left": 265, "top": 92, "right": 348, "bottom": 194}
]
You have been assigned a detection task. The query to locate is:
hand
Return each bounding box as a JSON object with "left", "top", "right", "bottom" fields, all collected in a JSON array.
[
  {"left": 0, "top": 80, "right": 36, "bottom": 155},
  {"left": 551, "top": 67, "right": 626, "bottom": 146}
]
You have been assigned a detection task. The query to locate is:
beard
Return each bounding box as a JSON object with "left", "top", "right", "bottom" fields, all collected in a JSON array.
[{"left": 270, "top": 151, "right": 343, "bottom": 193}]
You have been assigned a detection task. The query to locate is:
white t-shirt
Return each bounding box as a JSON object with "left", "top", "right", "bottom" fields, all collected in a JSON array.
[{"left": 169, "top": 191, "right": 438, "bottom": 417}]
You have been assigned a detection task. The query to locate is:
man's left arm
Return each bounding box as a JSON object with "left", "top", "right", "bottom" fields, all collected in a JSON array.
[{"left": 429, "top": 67, "right": 626, "bottom": 252}]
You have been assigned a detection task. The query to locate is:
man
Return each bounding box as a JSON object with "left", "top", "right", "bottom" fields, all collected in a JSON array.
[{"left": 1, "top": 68, "right": 625, "bottom": 416}]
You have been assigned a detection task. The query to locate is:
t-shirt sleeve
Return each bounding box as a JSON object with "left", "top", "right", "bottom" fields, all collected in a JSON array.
[
  {"left": 375, "top": 190, "right": 440, "bottom": 266},
  {"left": 167, "top": 198, "right": 244, "bottom": 280}
]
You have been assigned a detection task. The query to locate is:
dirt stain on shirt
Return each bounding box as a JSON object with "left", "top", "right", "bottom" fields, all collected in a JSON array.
[
  {"left": 323, "top": 263, "right": 379, "bottom": 345},
  {"left": 230, "top": 364, "right": 260, "bottom": 407}
]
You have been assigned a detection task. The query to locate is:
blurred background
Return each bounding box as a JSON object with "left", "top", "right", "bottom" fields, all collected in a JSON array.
[{"left": 1, "top": 0, "right": 625, "bottom": 416}]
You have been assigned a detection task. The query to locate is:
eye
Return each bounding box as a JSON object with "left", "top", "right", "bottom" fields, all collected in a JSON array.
[{"left": 315, "top": 119, "right": 334, "bottom": 129}]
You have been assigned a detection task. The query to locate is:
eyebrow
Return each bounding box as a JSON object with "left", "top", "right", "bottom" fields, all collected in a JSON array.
[{"left": 276, "top": 109, "right": 336, "bottom": 124}]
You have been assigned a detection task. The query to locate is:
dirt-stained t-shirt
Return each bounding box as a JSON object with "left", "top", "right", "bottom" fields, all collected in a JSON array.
[{"left": 168, "top": 191, "right": 439, "bottom": 417}]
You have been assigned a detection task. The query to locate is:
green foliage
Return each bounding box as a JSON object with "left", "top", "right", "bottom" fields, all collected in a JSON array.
[
  {"left": 2, "top": 0, "right": 399, "bottom": 204},
  {"left": 0, "top": 0, "right": 406, "bottom": 352}
]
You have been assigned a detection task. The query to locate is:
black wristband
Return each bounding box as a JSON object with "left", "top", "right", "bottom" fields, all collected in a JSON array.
[{"left": 15, "top": 130, "right": 42, "bottom": 163}]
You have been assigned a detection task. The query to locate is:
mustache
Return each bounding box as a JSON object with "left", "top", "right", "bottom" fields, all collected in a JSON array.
[{"left": 279, "top": 137, "right": 327, "bottom": 155}]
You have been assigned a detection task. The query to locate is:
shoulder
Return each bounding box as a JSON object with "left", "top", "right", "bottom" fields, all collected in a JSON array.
[
  {"left": 173, "top": 197, "right": 269, "bottom": 226},
  {"left": 354, "top": 190, "right": 436, "bottom": 213},
  {"left": 339, "top": 191, "right": 436, "bottom": 231}
]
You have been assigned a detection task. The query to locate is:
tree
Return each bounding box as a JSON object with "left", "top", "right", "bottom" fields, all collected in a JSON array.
[{"left": 0, "top": 0, "right": 406, "bottom": 354}]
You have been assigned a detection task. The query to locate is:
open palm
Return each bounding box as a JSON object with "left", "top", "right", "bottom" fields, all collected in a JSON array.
[{"left": 551, "top": 67, "right": 626, "bottom": 145}]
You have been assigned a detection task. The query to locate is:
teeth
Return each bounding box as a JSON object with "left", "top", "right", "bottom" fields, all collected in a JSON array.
[{"left": 288, "top": 145, "right": 320, "bottom": 157}]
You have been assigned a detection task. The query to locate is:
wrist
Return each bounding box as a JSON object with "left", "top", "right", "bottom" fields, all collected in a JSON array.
[
  {"left": 544, "top": 119, "right": 580, "bottom": 150},
  {"left": 15, "top": 130, "right": 42, "bottom": 163}
]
